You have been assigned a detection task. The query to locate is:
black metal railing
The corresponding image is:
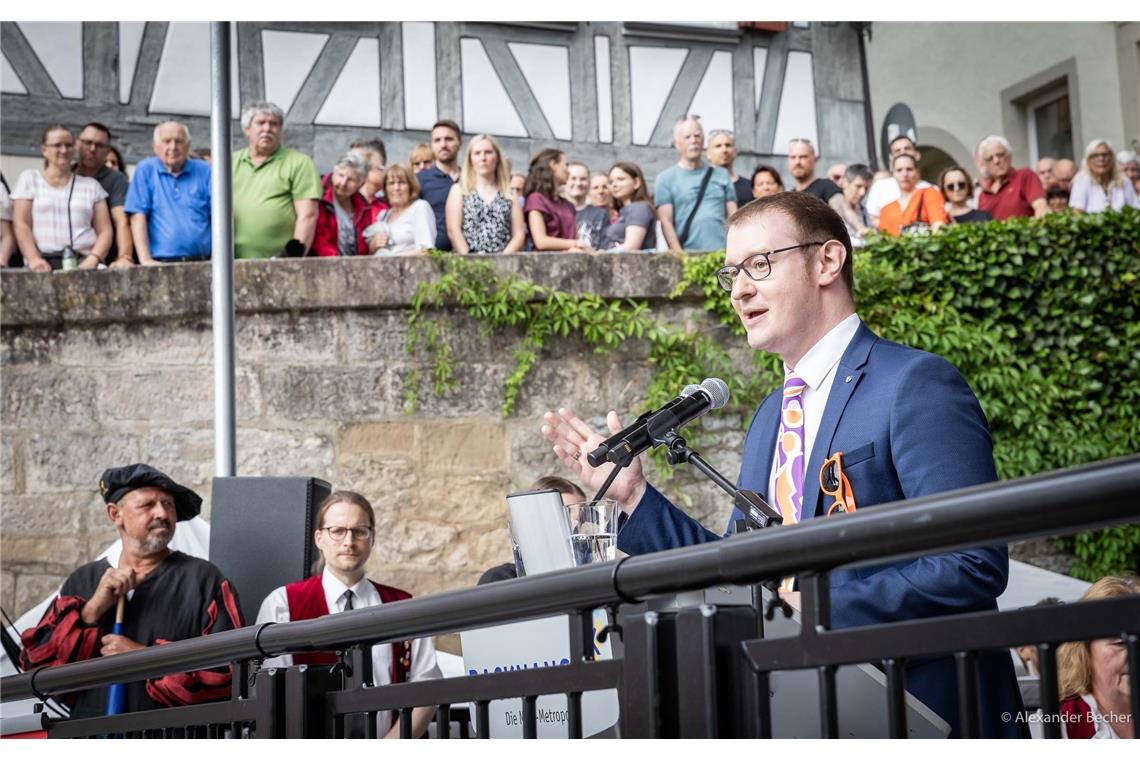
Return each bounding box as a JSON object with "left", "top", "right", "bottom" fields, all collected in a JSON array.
[{"left": 3, "top": 455, "right": 1138, "bottom": 738}]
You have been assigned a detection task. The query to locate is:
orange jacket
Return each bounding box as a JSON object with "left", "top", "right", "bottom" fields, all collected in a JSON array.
[{"left": 878, "top": 187, "right": 948, "bottom": 236}]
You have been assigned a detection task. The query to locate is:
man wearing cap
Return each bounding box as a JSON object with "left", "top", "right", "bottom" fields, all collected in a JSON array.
[{"left": 19, "top": 464, "right": 243, "bottom": 717}]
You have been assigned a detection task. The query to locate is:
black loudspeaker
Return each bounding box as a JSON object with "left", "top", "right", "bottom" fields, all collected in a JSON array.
[{"left": 209, "top": 477, "right": 332, "bottom": 625}]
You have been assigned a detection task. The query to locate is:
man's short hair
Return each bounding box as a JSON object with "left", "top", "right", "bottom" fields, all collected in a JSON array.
[
  {"left": 887, "top": 135, "right": 916, "bottom": 153},
  {"left": 153, "top": 121, "right": 190, "bottom": 145},
  {"left": 979, "top": 135, "right": 1013, "bottom": 156},
  {"left": 672, "top": 114, "right": 703, "bottom": 143},
  {"left": 241, "top": 101, "right": 285, "bottom": 130},
  {"left": 845, "top": 163, "right": 874, "bottom": 183},
  {"left": 727, "top": 192, "right": 853, "bottom": 291},
  {"left": 81, "top": 121, "right": 113, "bottom": 142},
  {"left": 788, "top": 138, "right": 817, "bottom": 156},
  {"left": 350, "top": 138, "right": 387, "bottom": 165},
  {"left": 432, "top": 119, "right": 461, "bottom": 137},
  {"left": 530, "top": 475, "right": 586, "bottom": 501}
]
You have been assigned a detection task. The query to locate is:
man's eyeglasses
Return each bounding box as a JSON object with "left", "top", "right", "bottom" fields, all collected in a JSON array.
[
  {"left": 943, "top": 181, "right": 968, "bottom": 192},
  {"left": 820, "top": 452, "right": 857, "bottom": 516},
  {"left": 984, "top": 152, "right": 1009, "bottom": 163},
  {"left": 715, "top": 242, "right": 824, "bottom": 292},
  {"left": 78, "top": 138, "right": 110, "bottom": 151},
  {"left": 322, "top": 525, "right": 374, "bottom": 541}
]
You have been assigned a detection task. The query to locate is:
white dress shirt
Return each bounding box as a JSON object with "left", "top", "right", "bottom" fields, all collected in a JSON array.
[
  {"left": 256, "top": 568, "right": 442, "bottom": 736},
  {"left": 766, "top": 313, "right": 861, "bottom": 513}
]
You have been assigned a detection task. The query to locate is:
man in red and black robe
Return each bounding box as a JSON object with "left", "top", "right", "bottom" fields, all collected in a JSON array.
[{"left": 19, "top": 464, "right": 243, "bottom": 718}]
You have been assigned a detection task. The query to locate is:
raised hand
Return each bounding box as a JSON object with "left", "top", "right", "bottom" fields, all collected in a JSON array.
[{"left": 541, "top": 407, "right": 648, "bottom": 513}]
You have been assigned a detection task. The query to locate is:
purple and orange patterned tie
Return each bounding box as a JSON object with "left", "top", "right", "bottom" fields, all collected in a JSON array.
[
  {"left": 774, "top": 373, "right": 807, "bottom": 592},
  {"left": 774, "top": 373, "right": 808, "bottom": 526}
]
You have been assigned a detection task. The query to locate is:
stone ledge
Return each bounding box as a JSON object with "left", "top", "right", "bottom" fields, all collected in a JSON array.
[{"left": 0, "top": 252, "right": 714, "bottom": 327}]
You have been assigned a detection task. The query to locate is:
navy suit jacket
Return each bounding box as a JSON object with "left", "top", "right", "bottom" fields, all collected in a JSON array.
[{"left": 617, "top": 321, "right": 1026, "bottom": 737}]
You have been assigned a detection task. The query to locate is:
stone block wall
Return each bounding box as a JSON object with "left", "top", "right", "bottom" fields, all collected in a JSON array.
[{"left": 1, "top": 254, "right": 754, "bottom": 619}]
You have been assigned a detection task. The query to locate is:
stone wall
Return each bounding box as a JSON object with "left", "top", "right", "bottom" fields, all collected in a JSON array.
[{"left": 0, "top": 255, "right": 755, "bottom": 619}]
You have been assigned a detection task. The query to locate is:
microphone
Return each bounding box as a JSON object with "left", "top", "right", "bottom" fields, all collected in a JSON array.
[{"left": 587, "top": 378, "right": 729, "bottom": 467}]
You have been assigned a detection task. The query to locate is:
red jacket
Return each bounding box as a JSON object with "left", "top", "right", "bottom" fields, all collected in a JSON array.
[
  {"left": 283, "top": 574, "right": 412, "bottom": 684},
  {"left": 312, "top": 175, "right": 385, "bottom": 257}
]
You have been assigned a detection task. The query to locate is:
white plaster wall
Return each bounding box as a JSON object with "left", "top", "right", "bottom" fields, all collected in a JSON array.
[
  {"left": 865, "top": 22, "right": 1128, "bottom": 165},
  {"left": 772, "top": 51, "right": 818, "bottom": 153},
  {"left": 687, "top": 50, "right": 734, "bottom": 134}
]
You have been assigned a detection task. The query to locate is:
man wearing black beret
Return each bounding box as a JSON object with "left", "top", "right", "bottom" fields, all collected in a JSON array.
[{"left": 19, "top": 464, "right": 244, "bottom": 717}]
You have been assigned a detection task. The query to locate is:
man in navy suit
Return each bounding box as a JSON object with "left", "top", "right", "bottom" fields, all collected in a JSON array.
[{"left": 542, "top": 192, "right": 1025, "bottom": 737}]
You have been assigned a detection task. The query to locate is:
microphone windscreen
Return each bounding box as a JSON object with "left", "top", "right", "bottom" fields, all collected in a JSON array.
[{"left": 701, "top": 378, "right": 730, "bottom": 409}]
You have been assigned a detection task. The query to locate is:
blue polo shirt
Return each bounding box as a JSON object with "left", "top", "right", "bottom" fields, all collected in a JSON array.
[
  {"left": 124, "top": 157, "right": 212, "bottom": 260},
  {"left": 415, "top": 165, "right": 456, "bottom": 250}
]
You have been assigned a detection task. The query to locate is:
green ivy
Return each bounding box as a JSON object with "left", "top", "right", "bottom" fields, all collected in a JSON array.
[
  {"left": 406, "top": 210, "right": 1140, "bottom": 579},
  {"left": 851, "top": 210, "right": 1140, "bottom": 580}
]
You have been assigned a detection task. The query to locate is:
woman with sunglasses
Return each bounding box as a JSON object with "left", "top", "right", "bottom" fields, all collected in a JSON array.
[
  {"left": 939, "top": 166, "right": 991, "bottom": 225},
  {"left": 877, "top": 153, "right": 948, "bottom": 236},
  {"left": 10, "top": 124, "right": 112, "bottom": 271},
  {"left": 1068, "top": 139, "right": 1140, "bottom": 214}
]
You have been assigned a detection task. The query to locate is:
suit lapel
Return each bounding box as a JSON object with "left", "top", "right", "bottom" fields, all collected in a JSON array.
[
  {"left": 752, "top": 392, "right": 781, "bottom": 497},
  {"left": 804, "top": 323, "right": 877, "bottom": 518}
]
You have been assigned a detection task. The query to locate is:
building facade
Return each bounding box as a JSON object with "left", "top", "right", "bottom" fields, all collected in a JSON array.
[
  {"left": 864, "top": 22, "right": 1140, "bottom": 177},
  {"left": 1, "top": 21, "right": 871, "bottom": 185}
]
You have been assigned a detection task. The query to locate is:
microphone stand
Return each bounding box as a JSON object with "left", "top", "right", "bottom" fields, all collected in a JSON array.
[{"left": 645, "top": 411, "right": 793, "bottom": 622}]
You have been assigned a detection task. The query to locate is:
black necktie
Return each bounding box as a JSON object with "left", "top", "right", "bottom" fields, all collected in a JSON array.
[{"left": 343, "top": 590, "right": 355, "bottom": 611}]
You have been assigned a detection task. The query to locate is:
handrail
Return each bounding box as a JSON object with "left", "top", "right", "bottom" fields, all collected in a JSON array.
[{"left": 3, "top": 454, "right": 1137, "bottom": 703}]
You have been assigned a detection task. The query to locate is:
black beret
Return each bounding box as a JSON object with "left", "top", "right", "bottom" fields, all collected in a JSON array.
[{"left": 98, "top": 464, "right": 202, "bottom": 522}]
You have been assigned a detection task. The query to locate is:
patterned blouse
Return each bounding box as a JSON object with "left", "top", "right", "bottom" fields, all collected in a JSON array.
[{"left": 461, "top": 191, "right": 513, "bottom": 254}]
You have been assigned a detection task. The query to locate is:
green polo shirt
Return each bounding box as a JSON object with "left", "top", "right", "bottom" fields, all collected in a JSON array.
[{"left": 231, "top": 146, "right": 322, "bottom": 259}]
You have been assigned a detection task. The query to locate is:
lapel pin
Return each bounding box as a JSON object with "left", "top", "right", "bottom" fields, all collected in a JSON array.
[{"left": 845, "top": 375, "right": 852, "bottom": 383}]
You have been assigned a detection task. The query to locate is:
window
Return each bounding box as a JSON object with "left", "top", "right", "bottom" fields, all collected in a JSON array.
[{"left": 1027, "top": 86, "right": 1074, "bottom": 163}]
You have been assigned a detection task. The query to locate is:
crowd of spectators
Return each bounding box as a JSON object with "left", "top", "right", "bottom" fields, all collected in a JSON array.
[{"left": 3, "top": 104, "right": 1139, "bottom": 269}]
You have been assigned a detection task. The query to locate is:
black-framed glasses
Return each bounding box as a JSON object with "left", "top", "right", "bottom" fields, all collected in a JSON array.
[
  {"left": 78, "top": 138, "right": 110, "bottom": 151},
  {"left": 943, "top": 181, "right": 968, "bottom": 192},
  {"left": 715, "top": 242, "right": 824, "bottom": 292},
  {"left": 322, "top": 525, "right": 374, "bottom": 541}
]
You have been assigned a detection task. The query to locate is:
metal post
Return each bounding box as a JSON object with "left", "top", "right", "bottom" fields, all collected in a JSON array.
[
  {"left": 1037, "top": 642, "right": 1061, "bottom": 739},
  {"left": 883, "top": 658, "right": 907, "bottom": 738},
  {"left": 954, "top": 651, "right": 979, "bottom": 738},
  {"left": 209, "top": 21, "right": 236, "bottom": 477},
  {"left": 851, "top": 22, "right": 879, "bottom": 169}
]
